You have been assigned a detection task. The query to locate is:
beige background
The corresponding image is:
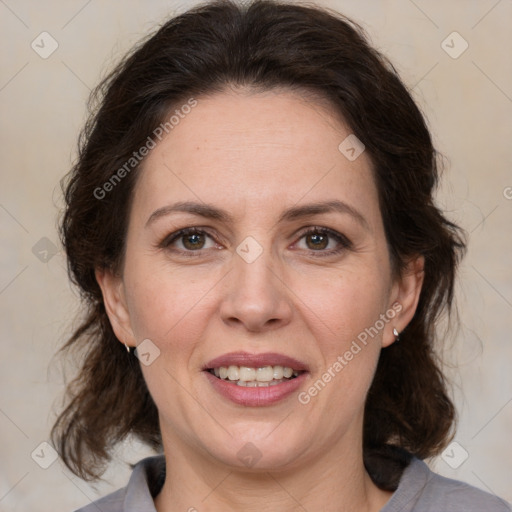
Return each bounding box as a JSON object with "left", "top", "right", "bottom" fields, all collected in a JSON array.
[{"left": 1, "top": 0, "right": 511, "bottom": 510}]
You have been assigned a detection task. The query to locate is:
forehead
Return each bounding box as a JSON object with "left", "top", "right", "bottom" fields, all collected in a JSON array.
[{"left": 132, "top": 90, "right": 380, "bottom": 228}]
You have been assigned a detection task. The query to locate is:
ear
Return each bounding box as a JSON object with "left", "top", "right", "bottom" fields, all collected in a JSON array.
[
  {"left": 382, "top": 255, "right": 425, "bottom": 348},
  {"left": 95, "top": 268, "right": 137, "bottom": 349}
]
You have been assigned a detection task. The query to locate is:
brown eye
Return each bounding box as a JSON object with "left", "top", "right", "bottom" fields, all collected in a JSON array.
[
  {"left": 305, "top": 232, "right": 329, "bottom": 250},
  {"left": 182, "top": 232, "right": 206, "bottom": 250},
  {"left": 294, "top": 227, "right": 353, "bottom": 256},
  {"left": 161, "top": 228, "right": 217, "bottom": 254}
]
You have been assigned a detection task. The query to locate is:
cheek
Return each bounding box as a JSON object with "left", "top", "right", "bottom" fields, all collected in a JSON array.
[
  {"left": 123, "top": 258, "right": 217, "bottom": 345},
  {"left": 291, "top": 267, "right": 389, "bottom": 401},
  {"left": 292, "top": 267, "right": 389, "bottom": 348}
]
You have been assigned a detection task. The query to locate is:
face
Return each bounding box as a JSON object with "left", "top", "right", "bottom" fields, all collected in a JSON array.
[{"left": 98, "top": 89, "right": 423, "bottom": 471}]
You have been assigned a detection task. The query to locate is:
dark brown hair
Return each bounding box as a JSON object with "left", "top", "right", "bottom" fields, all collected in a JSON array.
[{"left": 52, "top": 0, "right": 466, "bottom": 484}]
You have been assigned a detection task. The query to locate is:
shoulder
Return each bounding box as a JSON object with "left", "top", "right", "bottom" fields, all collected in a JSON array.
[
  {"left": 74, "top": 488, "right": 125, "bottom": 512},
  {"left": 73, "top": 455, "right": 165, "bottom": 512},
  {"left": 384, "top": 456, "right": 511, "bottom": 512}
]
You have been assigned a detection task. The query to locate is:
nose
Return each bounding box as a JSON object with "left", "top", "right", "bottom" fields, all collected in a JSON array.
[{"left": 219, "top": 245, "right": 293, "bottom": 333}]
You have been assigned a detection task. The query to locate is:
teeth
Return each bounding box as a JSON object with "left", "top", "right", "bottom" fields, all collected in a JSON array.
[
  {"left": 256, "top": 366, "right": 274, "bottom": 382},
  {"left": 210, "top": 365, "right": 302, "bottom": 383},
  {"left": 283, "top": 367, "right": 293, "bottom": 378},
  {"left": 227, "top": 365, "right": 239, "bottom": 381},
  {"left": 236, "top": 379, "right": 286, "bottom": 387},
  {"left": 273, "top": 365, "right": 284, "bottom": 380},
  {"left": 239, "top": 366, "right": 256, "bottom": 381}
]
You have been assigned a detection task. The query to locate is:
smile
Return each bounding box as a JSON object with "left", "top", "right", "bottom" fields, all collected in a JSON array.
[{"left": 208, "top": 365, "right": 303, "bottom": 387}]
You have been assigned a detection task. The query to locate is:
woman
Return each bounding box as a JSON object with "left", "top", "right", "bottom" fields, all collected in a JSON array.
[{"left": 52, "top": 0, "right": 511, "bottom": 510}]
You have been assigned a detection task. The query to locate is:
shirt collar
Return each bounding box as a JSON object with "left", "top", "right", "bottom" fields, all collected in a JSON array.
[{"left": 124, "top": 455, "right": 165, "bottom": 511}]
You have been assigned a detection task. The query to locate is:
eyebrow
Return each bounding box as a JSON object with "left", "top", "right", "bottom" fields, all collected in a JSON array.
[{"left": 145, "top": 199, "right": 369, "bottom": 231}]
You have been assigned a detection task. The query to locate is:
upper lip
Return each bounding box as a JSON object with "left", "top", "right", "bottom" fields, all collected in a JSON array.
[{"left": 204, "top": 352, "right": 309, "bottom": 372}]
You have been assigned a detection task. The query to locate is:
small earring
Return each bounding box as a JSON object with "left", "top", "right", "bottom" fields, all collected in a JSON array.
[
  {"left": 393, "top": 328, "right": 399, "bottom": 341},
  {"left": 125, "top": 343, "right": 131, "bottom": 353}
]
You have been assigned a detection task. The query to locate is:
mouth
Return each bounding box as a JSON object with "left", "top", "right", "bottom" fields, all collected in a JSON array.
[
  {"left": 203, "top": 352, "right": 309, "bottom": 406},
  {"left": 207, "top": 365, "right": 304, "bottom": 387}
]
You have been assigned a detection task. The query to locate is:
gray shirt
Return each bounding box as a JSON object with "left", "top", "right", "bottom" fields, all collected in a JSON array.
[{"left": 74, "top": 454, "right": 511, "bottom": 511}]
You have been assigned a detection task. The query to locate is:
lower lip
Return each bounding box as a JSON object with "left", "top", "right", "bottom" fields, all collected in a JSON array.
[{"left": 204, "top": 371, "right": 307, "bottom": 406}]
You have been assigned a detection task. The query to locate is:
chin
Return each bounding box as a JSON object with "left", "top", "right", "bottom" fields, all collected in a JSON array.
[{"left": 199, "top": 428, "right": 307, "bottom": 472}]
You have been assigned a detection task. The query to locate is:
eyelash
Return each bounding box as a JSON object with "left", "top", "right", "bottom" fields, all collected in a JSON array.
[{"left": 159, "top": 226, "right": 353, "bottom": 258}]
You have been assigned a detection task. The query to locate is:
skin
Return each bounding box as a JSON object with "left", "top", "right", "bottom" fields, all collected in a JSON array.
[{"left": 96, "top": 88, "right": 424, "bottom": 512}]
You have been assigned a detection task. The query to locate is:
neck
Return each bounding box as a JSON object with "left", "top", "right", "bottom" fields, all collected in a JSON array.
[{"left": 154, "top": 433, "right": 392, "bottom": 512}]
